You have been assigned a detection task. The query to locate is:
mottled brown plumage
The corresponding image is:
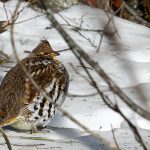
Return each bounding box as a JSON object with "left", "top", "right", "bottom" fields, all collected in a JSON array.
[{"left": 0, "top": 40, "right": 69, "bottom": 131}]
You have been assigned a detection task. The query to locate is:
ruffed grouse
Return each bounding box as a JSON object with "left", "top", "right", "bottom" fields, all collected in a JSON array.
[{"left": 0, "top": 40, "right": 69, "bottom": 132}]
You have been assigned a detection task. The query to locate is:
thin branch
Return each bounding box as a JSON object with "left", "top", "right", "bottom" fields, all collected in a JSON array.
[
  {"left": 57, "top": 48, "right": 70, "bottom": 53},
  {"left": 111, "top": 125, "right": 120, "bottom": 150},
  {"left": 69, "top": 46, "right": 148, "bottom": 150},
  {"left": 0, "top": 1, "right": 38, "bottom": 33},
  {"left": 76, "top": 65, "right": 93, "bottom": 70},
  {"left": 68, "top": 92, "right": 97, "bottom": 97},
  {"left": 58, "top": 14, "right": 98, "bottom": 48},
  {"left": 0, "top": 127, "right": 12, "bottom": 150},
  {"left": 97, "top": 1, "right": 124, "bottom": 52},
  {"left": 70, "top": 63, "right": 91, "bottom": 83},
  {"left": 14, "top": 14, "right": 45, "bottom": 25},
  {"left": 3, "top": 3, "right": 9, "bottom": 22},
  {"left": 72, "top": 52, "right": 147, "bottom": 150},
  {"left": 58, "top": 13, "right": 102, "bottom": 32},
  {"left": 105, "top": 100, "right": 147, "bottom": 150}
]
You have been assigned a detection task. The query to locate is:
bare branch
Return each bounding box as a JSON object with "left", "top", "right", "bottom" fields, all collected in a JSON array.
[
  {"left": 108, "top": 102, "right": 148, "bottom": 150},
  {"left": 3, "top": 3, "right": 9, "bottom": 22},
  {"left": 111, "top": 125, "right": 120, "bottom": 150},
  {"left": 0, "top": 1, "right": 38, "bottom": 33},
  {"left": 0, "top": 127, "right": 12, "bottom": 150},
  {"left": 68, "top": 45, "right": 148, "bottom": 150},
  {"left": 58, "top": 13, "right": 99, "bottom": 48},
  {"left": 97, "top": 1, "right": 124, "bottom": 52},
  {"left": 15, "top": 14, "right": 44, "bottom": 25}
]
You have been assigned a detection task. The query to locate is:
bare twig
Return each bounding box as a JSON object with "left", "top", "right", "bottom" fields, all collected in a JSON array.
[
  {"left": 70, "top": 47, "right": 148, "bottom": 150},
  {"left": 15, "top": 14, "right": 44, "bottom": 25},
  {"left": 97, "top": 1, "right": 124, "bottom": 52},
  {"left": 0, "top": 1, "right": 39, "bottom": 33},
  {"left": 68, "top": 92, "right": 97, "bottom": 97},
  {"left": 73, "top": 52, "right": 147, "bottom": 150},
  {"left": 57, "top": 48, "right": 70, "bottom": 53},
  {"left": 58, "top": 14, "right": 98, "bottom": 48},
  {"left": 0, "top": 50, "right": 10, "bottom": 65},
  {"left": 76, "top": 65, "right": 93, "bottom": 70},
  {"left": 111, "top": 125, "right": 120, "bottom": 150},
  {"left": 3, "top": 3, "right": 9, "bottom": 22},
  {"left": 0, "top": 127, "right": 12, "bottom": 150},
  {"left": 70, "top": 63, "right": 91, "bottom": 83},
  {"left": 106, "top": 100, "right": 147, "bottom": 150},
  {"left": 74, "top": 42, "right": 150, "bottom": 118}
]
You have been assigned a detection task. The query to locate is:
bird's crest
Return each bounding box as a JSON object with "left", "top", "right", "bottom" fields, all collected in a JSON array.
[{"left": 31, "top": 40, "right": 60, "bottom": 58}]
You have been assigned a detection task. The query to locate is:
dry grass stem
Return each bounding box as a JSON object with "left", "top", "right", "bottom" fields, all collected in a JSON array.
[
  {"left": 111, "top": 125, "right": 120, "bottom": 150},
  {"left": 0, "top": 127, "right": 12, "bottom": 150}
]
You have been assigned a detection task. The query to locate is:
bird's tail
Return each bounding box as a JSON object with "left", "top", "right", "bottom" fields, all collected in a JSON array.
[{"left": 0, "top": 116, "right": 18, "bottom": 127}]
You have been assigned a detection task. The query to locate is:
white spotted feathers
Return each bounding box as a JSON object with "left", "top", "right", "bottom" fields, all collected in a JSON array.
[{"left": 0, "top": 40, "right": 69, "bottom": 131}]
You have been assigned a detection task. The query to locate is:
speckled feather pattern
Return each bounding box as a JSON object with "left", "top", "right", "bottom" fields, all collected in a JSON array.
[{"left": 0, "top": 40, "right": 69, "bottom": 130}]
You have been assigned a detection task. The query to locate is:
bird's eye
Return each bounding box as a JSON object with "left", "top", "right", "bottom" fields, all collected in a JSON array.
[{"left": 40, "top": 52, "right": 48, "bottom": 55}]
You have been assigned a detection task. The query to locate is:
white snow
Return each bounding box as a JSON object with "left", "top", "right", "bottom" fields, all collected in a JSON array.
[{"left": 0, "top": 0, "right": 150, "bottom": 149}]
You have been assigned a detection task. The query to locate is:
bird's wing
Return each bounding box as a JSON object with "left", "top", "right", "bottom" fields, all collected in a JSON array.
[
  {"left": 0, "top": 62, "right": 27, "bottom": 126},
  {"left": 0, "top": 55, "right": 56, "bottom": 126},
  {"left": 18, "top": 55, "right": 59, "bottom": 116}
]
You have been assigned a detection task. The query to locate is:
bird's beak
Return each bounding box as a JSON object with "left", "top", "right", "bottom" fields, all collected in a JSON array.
[
  {"left": 55, "top": 51, "right": 60, "bottom": 56},
  {"left": 51, "top": 51, "right": 60, "bottom": 57}
]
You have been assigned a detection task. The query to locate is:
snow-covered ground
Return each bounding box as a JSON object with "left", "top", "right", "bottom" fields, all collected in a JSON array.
[{"left": 0, "top": 1, "right": 150, "bottom": 149}]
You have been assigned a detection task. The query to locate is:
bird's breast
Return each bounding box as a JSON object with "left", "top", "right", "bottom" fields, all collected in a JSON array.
[{"left": 25, "top": 69, "right": 68, "bottom": 127}]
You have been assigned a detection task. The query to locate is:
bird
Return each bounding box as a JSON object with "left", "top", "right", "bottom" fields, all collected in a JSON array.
[{"left": 0, "top": 40, "right": 69, "bottom": 132}]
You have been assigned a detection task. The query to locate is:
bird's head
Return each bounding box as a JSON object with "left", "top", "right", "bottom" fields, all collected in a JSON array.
[{"left": 31, "top": 40, "right": 60, "bottom": 58}]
